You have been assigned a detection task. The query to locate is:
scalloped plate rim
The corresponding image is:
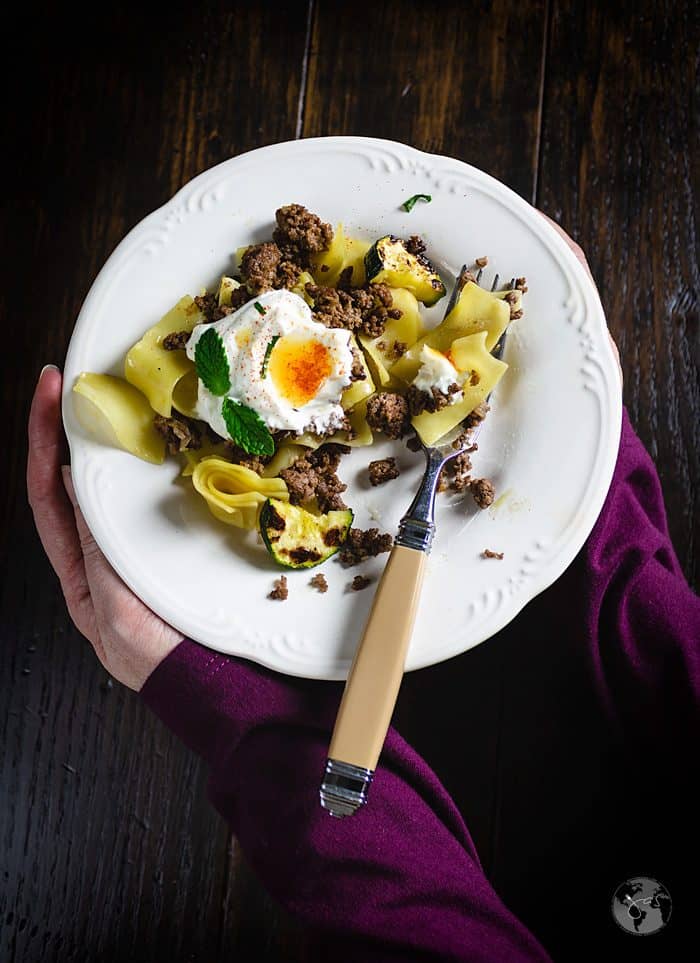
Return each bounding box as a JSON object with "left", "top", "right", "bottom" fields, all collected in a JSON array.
[{"left": 62, "top": 135, "right": 622, "bottom": 680}]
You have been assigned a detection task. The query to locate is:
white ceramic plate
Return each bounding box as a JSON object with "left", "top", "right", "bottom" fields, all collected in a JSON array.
[{"left": 63, "top": 136, "right": 621, "bottom": 680}]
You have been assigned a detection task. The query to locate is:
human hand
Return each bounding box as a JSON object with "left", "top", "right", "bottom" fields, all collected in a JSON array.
[
  {"left": 538, "top": 211, "right": 622, "bottom": 384},
  {"left": 27, "top": 366, "right": 182, "bottom": 690}
]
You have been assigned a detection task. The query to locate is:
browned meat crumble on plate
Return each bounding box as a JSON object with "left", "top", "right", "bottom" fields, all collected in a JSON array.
[
  {"left": 470, "top": 478, "right": 496, "bottom": 509},
  {"left": 153, "top": 414, "right": 202, "bottom": 454},
  {"left": 268, "top": 575, "right": 288, "bottom": 600},
  {"left": 310, "top": 573, "right": 328, "bottom": 593},
  {"left": 475, "top": 255, "right": 489, "bottom": 268},
  {"left": 365, "top": 392, "right": 410, "bottom": 439},
  {"left": 482, "top": 549, "right": 504, "bottom": 560},
  {"left": 351, "top": 575, "right": 372, "bottom": 591},
  {"left": 194, "top": 292, "right": 245, "bottom": 322},
  {"left": 273, "top": 204, "right": 333, "bottom": 261},
  {"left": 305, "top": 281, "right": 401, "bottom": 339},
  {"left": 241, "top": 241, "right": 302, "bottom": 295},
  {"left": 338, "top": 528, "right": 393, "bottom": 566},
  {"left": 279, "top": 444, "right": 350, "bottom": 513},
  {"left": 368, "top": 457, "right": 400, "bottom": 486}
]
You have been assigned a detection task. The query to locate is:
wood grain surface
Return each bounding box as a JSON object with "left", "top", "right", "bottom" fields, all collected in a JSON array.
[{"left": 1, "top": 1, "right": 697, "bottom": 961}]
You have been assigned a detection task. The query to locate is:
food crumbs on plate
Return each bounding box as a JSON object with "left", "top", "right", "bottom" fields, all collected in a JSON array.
[
  {"left": 481, "top": 549, "right": 504, "bottom": 560},
  {"left": 351, "top": 574, "right": 372, "bottom": 591},
  {"left": 368, "top": 456, "right": 400, "bottom": 487},
  {"left": 268, "top": 575, "right": 288, "bottom": 600},
  {"left": 310, "top": 573, "right": 328, "bottom": 593},
  {"left": 470, "top": 478, "right": 496, "bottom": 509},
  {"left": 474, "top": 256, "right": 489, "bottom": 268}
]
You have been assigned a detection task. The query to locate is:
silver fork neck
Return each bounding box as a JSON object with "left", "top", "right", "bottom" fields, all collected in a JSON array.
[{"left": 395, "top": 447, "right": 444, "bottom": 553}]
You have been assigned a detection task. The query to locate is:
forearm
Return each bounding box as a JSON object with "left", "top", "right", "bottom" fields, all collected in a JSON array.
[{"left": 142, "top": 640, "right": 551, "bottom": 962}]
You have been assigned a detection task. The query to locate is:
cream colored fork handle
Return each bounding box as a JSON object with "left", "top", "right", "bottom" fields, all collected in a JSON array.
[{"left": 328, "top": 544, "right": 427, "bottom": 771}]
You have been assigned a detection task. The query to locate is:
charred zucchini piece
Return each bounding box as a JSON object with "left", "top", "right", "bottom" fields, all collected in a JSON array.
[
  {"left": 260, "top": 497, "right": 353, "bottom": 569},
  {"left": 364, "top": 235, "right": 446, "bottom": 306}
]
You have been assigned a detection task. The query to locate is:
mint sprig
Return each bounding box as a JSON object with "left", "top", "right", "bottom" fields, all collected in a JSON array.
[
  {"left": 222, "top": 398, "right": 274, "bottom": 456},
  {"left": 194, "top": 328, "right": 230, "bottom": 396},
  {"left": 401, "top": 193, "right": 432, "bottom": 213}
]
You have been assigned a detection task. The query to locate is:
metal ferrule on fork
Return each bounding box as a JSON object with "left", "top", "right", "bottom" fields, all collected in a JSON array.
[
  {"left": 394, "top": 447, "right": 444, "bottom": 554},
  {"left": 319, "top": 759, "right": 374, "bottom": 817}
]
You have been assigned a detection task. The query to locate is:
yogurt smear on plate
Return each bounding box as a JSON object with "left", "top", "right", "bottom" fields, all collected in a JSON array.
[{"left": 186, "top": 289, "right": 355, "bottom": 438}]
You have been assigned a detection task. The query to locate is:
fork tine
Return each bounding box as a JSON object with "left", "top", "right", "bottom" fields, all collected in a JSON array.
[
  {"left": 490, "top": 272, "right": 500, "bottom": 292},
  {"left": 442, "top": 264, "right": 469, "bottom": 321},
  {"left": 509, "top": 277, "right": 515, "bottom": 290},
  {"left": 475, "top": 267, "right": 483, "bottom": 285}
]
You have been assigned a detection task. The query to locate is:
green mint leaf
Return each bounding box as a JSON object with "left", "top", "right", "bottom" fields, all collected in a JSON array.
[
  {"left": 221, "top": 398, "right": 275, "bottom": 456},
  {"left": 194, "top": 327, "right": 230, "bottom": 396},
  {"left": 254, "top": 301, "right": 267, "bottom": 315},
  {"left": 261, "top": 335, "right": 280, "bottom": 378},
  {"left": 401, "top": 193, "right": 432, "bottom": 213}
]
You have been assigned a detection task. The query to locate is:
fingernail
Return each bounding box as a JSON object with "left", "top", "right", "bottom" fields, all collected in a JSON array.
[{"left": 40, "top": 364, "right": 60, "bottom": 379}]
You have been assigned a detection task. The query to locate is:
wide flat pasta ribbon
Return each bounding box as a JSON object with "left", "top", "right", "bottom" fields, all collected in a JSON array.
[
  {"left": 391, "top": 282, "right": 515, "bottom": 385},
  {"left": 72, "top": 372, "right": 166, "bottom": 464},
  {"left": 191, "top": 457, "right": 289, "bottom": 530},
  {"left": 410, "top": 331, "right": 508, "bottom": 447},
  {"left": 124, "top": 296, "right": 203, "bottom": 417}
]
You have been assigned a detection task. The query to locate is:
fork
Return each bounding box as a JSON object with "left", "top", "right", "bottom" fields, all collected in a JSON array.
[{"left": 319, "top": 266, "right": 514, "bottom": 817}]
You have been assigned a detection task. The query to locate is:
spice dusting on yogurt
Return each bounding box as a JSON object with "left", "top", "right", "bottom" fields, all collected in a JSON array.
[{"left": 186, "top": 289, "right": 355, "bottom": 437}]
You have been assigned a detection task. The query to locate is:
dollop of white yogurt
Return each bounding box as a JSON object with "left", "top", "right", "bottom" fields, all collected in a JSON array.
[
  {"left": 412, "top": 345, "right": 465, "bottom": 402},
  {"left": 186, "top": 289, "right": 355, "bottom": 439}
]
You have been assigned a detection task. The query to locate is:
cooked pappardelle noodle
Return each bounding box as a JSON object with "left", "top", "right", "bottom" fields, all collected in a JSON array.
[
  {"left": 192, "top": 458, "right": 288, "bottom": 530},
  {"left": 74, "top": 204, "right": 525, "bottom": 571}
]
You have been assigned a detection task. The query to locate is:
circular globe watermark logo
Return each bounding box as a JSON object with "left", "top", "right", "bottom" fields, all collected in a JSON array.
[{"left": 611, "top": 877, "right": 672, "bottom": 935}]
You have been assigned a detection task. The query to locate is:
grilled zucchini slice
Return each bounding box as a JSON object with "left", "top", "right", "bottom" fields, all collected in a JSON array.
[
  {"left": 260, "top": 498, "right": 353, "bottom": 569},
  {"left": 364, "top": 235, "right": 446, "bottom": 306}
]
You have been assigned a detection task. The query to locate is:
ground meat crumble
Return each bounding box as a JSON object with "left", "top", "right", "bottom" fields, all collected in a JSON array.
[
  {"left": 162, "top": 330, "right": 191, "bottom": 351},
  {"left": 463, "top": 402, "right": 490, "bottom": 429},
  {"left": 268, "top": 576, "right": 288, "bottom": 600},
  {"left": 273, "top": 204, "right": 333, "bottom": 262},
  {"left": 365, "top": 392, "right": 410, "bottom": 439},
  {"left": 368, "top": 457, "right": 400, "bottom": 486},
  {"left": 241, "top": 241, "right": 302, "bottom": 295},
  {"left": 350, "top": 574, "right": 372, "bottom": 591},
  {"left": 482, "top": 549, "right": 504, "bottom": 560},
  {"left": 310, "top": 573, "right": 328, "bottom": 593},
  {"left": 338, "top": 528, "right": 393, "bottom": 566},
  {"left": 406, "top": 383, "right": 460, "bottom": 416},
  {"left": 222, "top": 441, "right": 271, "bottom": 475},
  {"left": 153, "top": 414, "right": 202, "bottom": 454},
  {"left": 279, "top": 444, "right": 350, "bottom": 513},
  {"left": 470, "top": 477, "right": 496, "bottom": 509},
  {"left": 194, "top": 292, "right": 248, "bottom": 323},
  {"left": 305, "top": 282, "right": 401, "bottom": 340}
]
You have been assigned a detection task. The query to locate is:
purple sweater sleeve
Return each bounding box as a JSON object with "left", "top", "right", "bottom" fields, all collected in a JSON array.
[
  {"left": 141, "top": 643, "right": 550, "bottom": 962},
  {"left": 582, "top": 409, "right": 700, "bottom": 740},
  {"left": 141, "top": 409, "right": 698, "bottom": 961}
]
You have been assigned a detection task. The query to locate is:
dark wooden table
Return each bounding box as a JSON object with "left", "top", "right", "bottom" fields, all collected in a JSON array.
[{"left": 2, "top": 2, "right": 697, "bottom": 960}]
